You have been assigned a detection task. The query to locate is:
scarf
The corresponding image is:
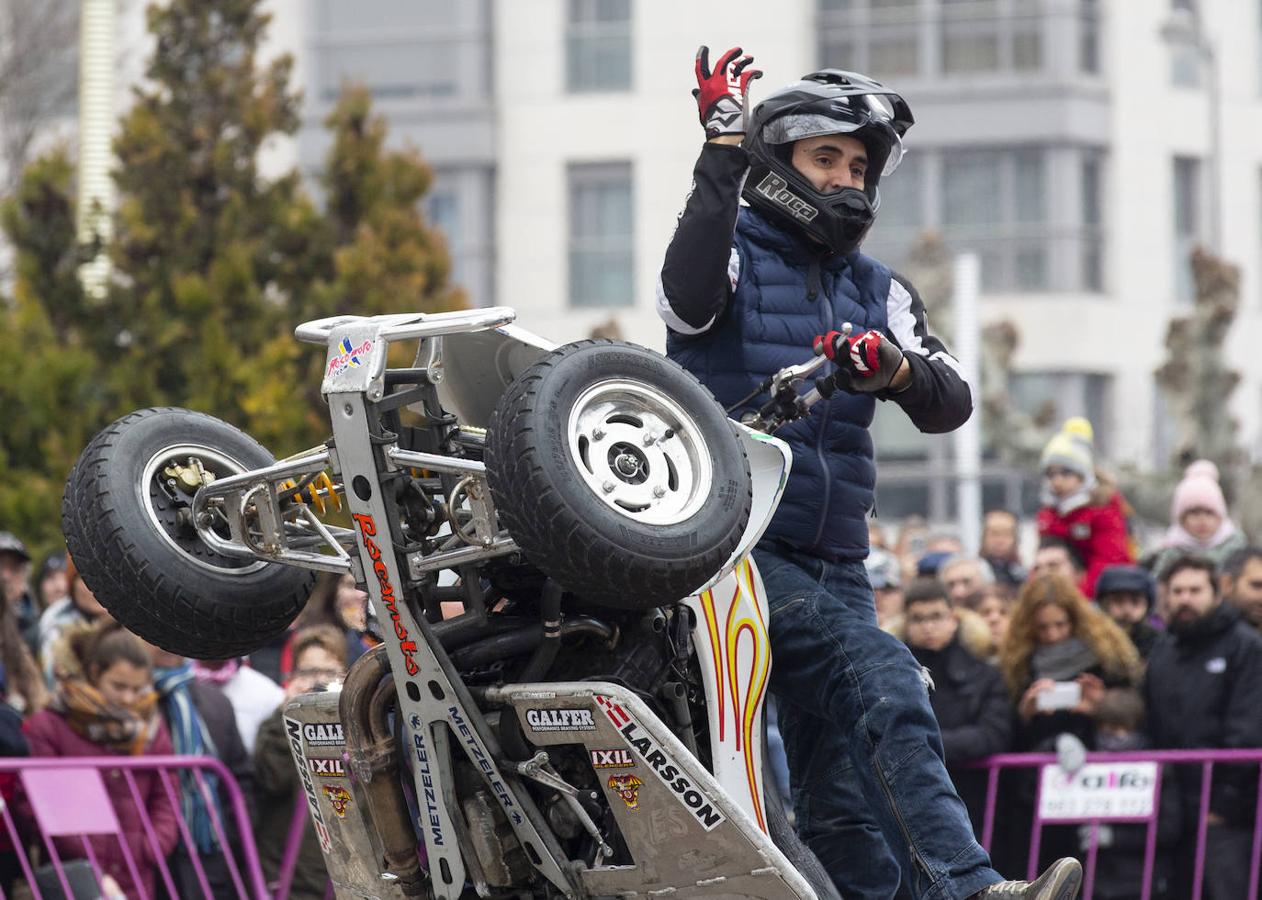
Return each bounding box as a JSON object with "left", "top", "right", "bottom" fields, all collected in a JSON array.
[
  {"left": 153, "top": 663, "right": 222, "bottom": 853},
  {"left": 1040, "top": 479, "right": 1095, "bottom": 516},
  {"left": 192, "top": 658, "right": 240, "bottom": 687},
  {"left": 1162, "top": 518, "right": 1238, "bottom": 552},
  {"left": 56, "top": 679, "right": 158, "bottom": 756},
  {"left": 1030, "top": 636, "right": 1099, "bottom": 682}
]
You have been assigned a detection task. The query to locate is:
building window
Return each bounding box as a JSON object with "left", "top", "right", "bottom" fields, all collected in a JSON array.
[
  {"left": 1011, "top": 371, "right": 1114, "bottom": 457},
  {"left": 319, "top": 42, "right": 458, "bottom": 101},
  {"left": 566, "top": 0, "right": 632, "bottom": 93},
  {"left": 568, "top": 163, "right": 634, "bottom": 308},
  {"left": 819, "top": 0, "right": 1100, "bottom": 81},
  {"left": 1173, "top": 156, "right": 1201, "bottom": 304},
  {"left": 941, "top": 148, "right": 1048, "bottom": 291}
]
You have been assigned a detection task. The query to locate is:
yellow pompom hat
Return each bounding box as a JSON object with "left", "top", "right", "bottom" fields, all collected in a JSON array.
[{"left": 1040, "top": 417, "right": 1095, "bottom": 479}]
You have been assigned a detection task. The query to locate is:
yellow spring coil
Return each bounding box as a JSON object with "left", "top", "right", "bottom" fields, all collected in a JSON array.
[{"left": 281, "top": 471, "right": 342, "bottom": 515}]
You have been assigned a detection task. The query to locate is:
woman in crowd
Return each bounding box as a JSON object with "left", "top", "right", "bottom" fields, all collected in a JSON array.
[
  {"left": 995, "top": 573, "right": 1144, "bottom": 875},
  {"left": 23, "top": 619, "right": 177, "bottom": 897},
  {"left": 1001, "top": 573, "right": 1143, "bottom": 750}
]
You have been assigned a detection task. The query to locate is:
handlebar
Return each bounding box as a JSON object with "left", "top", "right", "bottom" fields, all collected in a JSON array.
[{"left": 736, "top": 322, "right": 853, "bottom": 433}]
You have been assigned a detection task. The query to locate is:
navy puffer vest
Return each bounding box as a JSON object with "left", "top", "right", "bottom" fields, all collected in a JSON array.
[{"left": 667, "top": 208, "right": 891, "bottom": 560}]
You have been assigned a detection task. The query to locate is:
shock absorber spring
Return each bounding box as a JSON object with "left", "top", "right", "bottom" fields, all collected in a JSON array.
[{"left": 280, "top": 471, "right": 342, "bottom": 515}]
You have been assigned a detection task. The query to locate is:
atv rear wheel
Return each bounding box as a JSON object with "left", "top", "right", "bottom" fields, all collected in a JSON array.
[
  {"left": 485, "top": 341, "right": 752, "bottom": 608},
  {"left": 62, "top": 407, "right": 315, "bottom": 659}
]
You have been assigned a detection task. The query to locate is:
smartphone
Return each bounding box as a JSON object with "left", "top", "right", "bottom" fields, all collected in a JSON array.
[{"left": 1036, "top": 680, "right": 1082, "bottom": 712}]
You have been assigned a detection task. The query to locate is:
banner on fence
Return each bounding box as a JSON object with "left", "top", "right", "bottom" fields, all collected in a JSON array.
[{"left": 1038, "top": 761, "right": 1159, "bottom": 821}]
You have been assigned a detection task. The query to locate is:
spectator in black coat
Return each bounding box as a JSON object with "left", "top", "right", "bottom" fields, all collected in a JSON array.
[
  {"left": 1145, "top": 554, "right": 1262, "bottom": 900},
  {"left": 1095, "top": 564, "right": 1160, "bottom": 659},
  {"left": 901, "top": 579, "right": 1011, "bottom": 837}
]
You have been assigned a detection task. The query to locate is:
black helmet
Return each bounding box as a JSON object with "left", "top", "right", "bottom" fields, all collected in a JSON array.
[{"left": 742, "top": 69, "right": 914, "bottom": 256}]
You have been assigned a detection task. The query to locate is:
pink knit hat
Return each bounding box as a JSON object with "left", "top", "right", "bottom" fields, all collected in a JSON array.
[{"left": 1171, "top": 459, "right": 1227, "bottom": 521}]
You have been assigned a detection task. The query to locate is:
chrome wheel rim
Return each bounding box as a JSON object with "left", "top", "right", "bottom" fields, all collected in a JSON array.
[
  {"left": 566, "top": 379, "right": 714, "bottom": 526},
  {"left": 140, "top": 444, "right": 268, "bottom": 576}
]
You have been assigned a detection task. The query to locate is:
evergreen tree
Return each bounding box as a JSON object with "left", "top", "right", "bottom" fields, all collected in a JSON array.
[
  {"left": 0, "top": 150, "right": 104, "bottom": 557},
  {"left": 1, "top": 0, "right": 463, "bottom": 552}
]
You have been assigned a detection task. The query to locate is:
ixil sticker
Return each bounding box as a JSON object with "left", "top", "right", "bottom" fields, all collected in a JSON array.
[
  {"left": 608, "top": 774, "right": 644, "bottom": 811},
  {"left": 525, "top": 708, "right": 596, "bottom": 732},
  {"left": 322, "top": 784, "right": 353, "bottom": 818},
  {"left": 308, "top": 757, "right": 345, "bottom": 778},
  {"left": 591, "top": 748, "right": 635, "bottom": 769}
]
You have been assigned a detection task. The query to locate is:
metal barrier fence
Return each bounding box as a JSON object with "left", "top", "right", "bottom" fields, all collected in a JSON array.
[
  {"left": 0, "top": 755, "right": 288, "bottom": 900},
  {"left": 971, "top": 749, "right": 1262, "bottom": 900}
]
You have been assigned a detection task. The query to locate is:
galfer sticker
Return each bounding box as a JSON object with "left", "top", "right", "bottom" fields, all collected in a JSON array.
[
  {"left": 327, "top": 337, "right": 373, "bottom": 378},
  {"left": 595, "top": 696, "right": 726, "bottom": 831},
  {"left": 284, "top": 716, "right": 333, "bottom": 853},
  {"left": 525, "top": 708, "right": 596, "bottom": 733},
  {"left": 303, "top": 723, "right": 344, "bottom": 746},
  {"left": 408, "top": 715, "right": 447, "bottom": 847}
]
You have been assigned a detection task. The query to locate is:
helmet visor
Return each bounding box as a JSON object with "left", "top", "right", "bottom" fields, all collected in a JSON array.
[{"left": 762, "top": 97, "right": 905, "bottom": 176}]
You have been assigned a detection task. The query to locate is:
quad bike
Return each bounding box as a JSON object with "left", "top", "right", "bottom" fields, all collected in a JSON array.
[{"left": 62, "top": 307, "right": 846, "bottom": 900}]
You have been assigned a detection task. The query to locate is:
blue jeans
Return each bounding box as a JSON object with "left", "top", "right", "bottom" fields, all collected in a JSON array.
[{"left": 754, "top": 546, "right": 1002, "bottom": 900}]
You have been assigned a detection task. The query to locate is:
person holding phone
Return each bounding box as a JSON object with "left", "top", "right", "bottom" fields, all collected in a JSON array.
[{"left": 994, "top": 574, "right": 1144, "bottom": 875}]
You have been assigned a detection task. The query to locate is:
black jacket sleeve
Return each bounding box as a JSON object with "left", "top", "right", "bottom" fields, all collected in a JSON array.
[
  {"left": 939, "top": 666, "right": 1012, "bottom": 764},
  {"left": 657, "top": 142, "right": 749, "bottom": 334},
  {"left": 1210, "top": 631, "right": 1262, "bottom": 824},
  {"left": 878, "top": 271, "right": 973, "bottom": 433}
]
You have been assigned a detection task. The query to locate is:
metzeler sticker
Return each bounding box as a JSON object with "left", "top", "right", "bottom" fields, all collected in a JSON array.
[
  {"left": 322, "top": 784, "right": 352, "bottom": 818},
  {"left": 285, "top": 716, "right": 333, "bottom": 853},
  {"left": 595, "top": 695, "right": 726, "bottom": 831},
  {"left": 525, "top": 708, "right": 596, "bottom": 732},
  {"left": 308, "top": 757, "right": 345, "bottom": 777},
  {"left": 408, "top": 715, "right": 446, "bottom": 847},
  {"left": 303, "top": 723, "right": 344, "bottom": 746},
  {"left": 591, "top": 748, "right": 636, "bottom": 769},
  {"left": 608, "top": 774, "right": 644, "bottom": 810}
]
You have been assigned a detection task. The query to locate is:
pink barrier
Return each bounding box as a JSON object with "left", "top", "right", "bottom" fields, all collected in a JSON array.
[
  {"left": 970, "top": 749, "right": 1262, "bottom": 900},
  {"left": 0, "top": 755, "right": 271, "bottom": 900}
]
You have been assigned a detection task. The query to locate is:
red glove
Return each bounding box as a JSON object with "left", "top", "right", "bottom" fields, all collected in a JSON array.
[
  {"left": 815, "top": 329, "right": 905, "bottom": 393},
  {"left": 693, "top": 45, "right": 762, "bottom": 139}
]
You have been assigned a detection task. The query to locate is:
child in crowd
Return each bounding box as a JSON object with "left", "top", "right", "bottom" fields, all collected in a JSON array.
[
  {"left": 1149, "top": 459, "right": 1246, "bottom": 581},
  {"left": 1035, "top": 418, "right": 1134, "bottom": 597}
]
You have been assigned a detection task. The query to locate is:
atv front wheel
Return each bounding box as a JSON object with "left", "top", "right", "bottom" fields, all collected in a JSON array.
[
  {"left": 485, "top": 341, "right": 752, "bottom": 608},
  {"left": 62, "top": 408, "right": 315, "bottom": 658}
]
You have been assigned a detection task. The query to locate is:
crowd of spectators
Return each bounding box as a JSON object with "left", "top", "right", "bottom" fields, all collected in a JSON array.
[
  {"left": 850, "top": 418, "right": 1262, "bottom": 900},
  {"left": 0, "top": 415, "right": 1259, "bottom": 897},
  {"left": 0, "top": 535, "right": 372, "bottom": 899}
]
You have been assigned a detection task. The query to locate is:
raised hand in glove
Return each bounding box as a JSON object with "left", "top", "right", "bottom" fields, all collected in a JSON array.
[
  {"left": 693, "top": 45, "right": 762, "bottom": 139},
  {"left": 815, "top": 328, "right": 908, "bottom": 393}
]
